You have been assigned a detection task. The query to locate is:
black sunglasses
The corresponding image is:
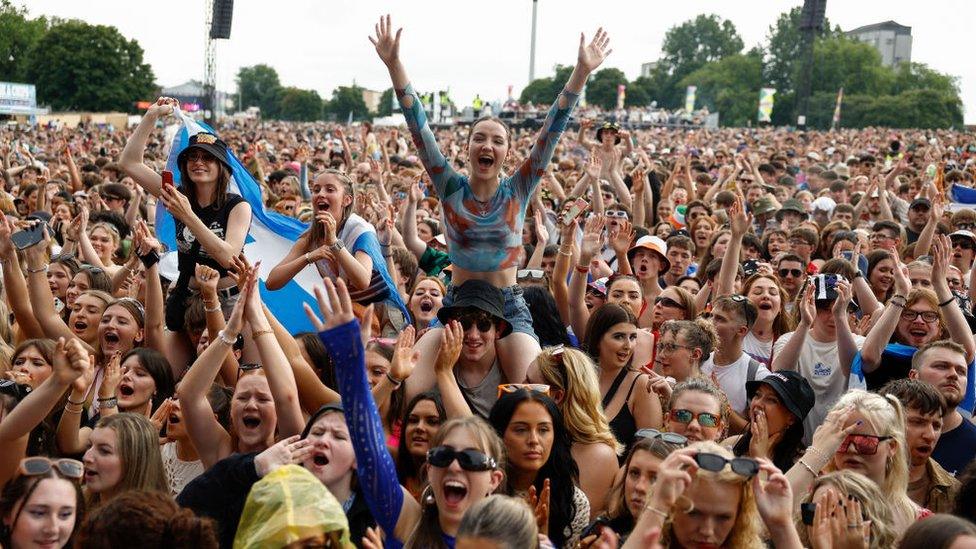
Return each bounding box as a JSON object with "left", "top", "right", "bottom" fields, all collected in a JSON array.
[
  {"left": 778, "top": 268, "right": 803, "bottom": 278},
  {"left": 427, "top": 446, "right": 497, "bottom": 471},
  {"left": 695, "top": 452, "right": 759, "bottom": 478},
  {"left": 654, "top": 296, "right": 686, "bottom": 310},
  {"left": 457, "top": 312, "right": 494, "bottom": 333}
]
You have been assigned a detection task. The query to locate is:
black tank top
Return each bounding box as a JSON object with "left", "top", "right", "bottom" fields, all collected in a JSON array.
[
  {"left": 602, "top": 367, "right": 643, "bottom": 461},
  {"left": 175, "top": 193, "right": 247, "bottom": 277}
]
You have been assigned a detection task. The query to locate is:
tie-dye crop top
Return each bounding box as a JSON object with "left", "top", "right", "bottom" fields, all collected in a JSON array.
[{"left": 398, "top": 84, "right": 578, "bottom": 272}]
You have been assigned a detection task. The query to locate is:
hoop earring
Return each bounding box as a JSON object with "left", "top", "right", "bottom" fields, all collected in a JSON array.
[{"left": 421, "top": 484, "right": 435, "bottom": 506}]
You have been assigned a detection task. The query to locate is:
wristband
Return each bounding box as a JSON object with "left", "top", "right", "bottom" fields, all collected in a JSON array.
[
  {"left": 27, "top": 264, "right": 48, "bottom": 274},
  {"left": 574, "top": 264, "right": 590, "bottom": 274},
  {"left": 216, "top": 329, "right": 236, "bottom": 346},
  {"left": 64, "top": 403, "right": 84, "bottom": 414},
  {"left": 139, "top": 250, "right": 160, "bottom": 269},
  {"left": 642, "top": 504, "right": 670, "bottom": 520},
  {"left": 797, "top": 459, "right": 817, "bottom": 477},
  {"left": 204, "top": 301, "right": 221, "bottom": 313},
  {"left": 939, "top": 296, "right": 956, "bottom": 307},
  {"left": 252, "top": 329, "right": 274, "bottom": 339},
  {"left": 386, "top": 371, "right": 403, "bottom": 388},
  {"left": 304, "top": 252, "right": 313, "bottom": 265},
  {"left": 557, "top": 248, "right": 573, "bottom": 257},
  {"left": 67, "top": 397, "right": 86, "bottom": 406},
  {"left": 97, "top": 397, "right": 118, "bottom": 409},
  {"left": 329, "top": 240, "right": 345, "bottom": 253}
]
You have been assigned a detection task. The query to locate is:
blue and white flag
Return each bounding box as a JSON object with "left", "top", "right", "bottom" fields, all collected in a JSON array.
[
  {"left": 950, "top": 183, "right": 976, "bottom": 211},
  {"left": 157, "top": 111, "right": 323, "bottom": 334}
]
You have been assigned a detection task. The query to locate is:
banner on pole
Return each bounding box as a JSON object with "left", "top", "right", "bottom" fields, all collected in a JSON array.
[
  {"left": 684, "top": 86, "right": 697, "bottom": 112},
  {"left": 758, "top": 88, "right": 776, "bottom": 123},
  {"left": 616, "top": 84, "right": 626, "bottom": 110},
  {"left": 831, "top": 87, "right": 844, "bottom": 130}
]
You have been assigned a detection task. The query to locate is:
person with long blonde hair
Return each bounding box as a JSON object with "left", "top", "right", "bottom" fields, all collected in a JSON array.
[
  {"left": 797, "top": 470, "right": 898, "bottom": 549},
  {"left": 527, "top": 345, "right": 621, "bottom": 517}
]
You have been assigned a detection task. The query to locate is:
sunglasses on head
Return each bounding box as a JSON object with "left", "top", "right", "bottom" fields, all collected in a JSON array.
[
  {"left": 635, "top": 428, "right": 688, "bottom": 446},
  {"left": 695, "top": 452, "right": 759, "bottom": 478},
  {"left": 427, "top": 446, "right": 497, "bottom": 472},
  {"left": 456, "top": 312, "right": 495, "bottom": 333},
  {"left": 778, "top": 268, "right": 803, "bottom": 278},
  {"left": 654, "top": 296, "right": 686, "bottom": 310},
  {"left": 20, "top": 457, "right": 84, "bottom": 480},
  {"left": 237, "top": 362, "right": 262, "bottom": 380},
  {"left": 517, "top": 269, "right": 545, "bottom": 280},
  {"left": 669, "top": 409, "right": 720, "bottom": 428},
  {"left": 497, "top": 383, "right": 550, "bottom": 399},
  {"left": 838, "top": 434, "right": 892, "bottom": 455}
]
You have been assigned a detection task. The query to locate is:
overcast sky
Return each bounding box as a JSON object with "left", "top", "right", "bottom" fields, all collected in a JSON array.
[{"left": 22, "top": 0, "right": 976, "bottom": 123}]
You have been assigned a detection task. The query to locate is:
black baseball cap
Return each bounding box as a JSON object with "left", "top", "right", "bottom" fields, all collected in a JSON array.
[
  {"left": 746, "top": 371, "right": 815, "bottom": 421},
  {"left": 436, "top": 279, "right": 512, "bottom": 337}
]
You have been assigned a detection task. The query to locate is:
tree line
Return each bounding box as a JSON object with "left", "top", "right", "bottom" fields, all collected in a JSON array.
[{"left": 519, "top": 8, "right": 964, "bottom": 129}]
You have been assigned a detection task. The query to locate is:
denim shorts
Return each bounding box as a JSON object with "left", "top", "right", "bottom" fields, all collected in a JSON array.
[{"left": 431, "top": 283, "right": 537, "bottom": 341}]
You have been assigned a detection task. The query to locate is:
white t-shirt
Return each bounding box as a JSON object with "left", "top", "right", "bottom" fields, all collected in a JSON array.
[
  {"left": 701, "top": 351, "right": 771, "bottom": 415},
  {"left": 772, "top": 331, "right": 867, "bottom": 444},
  {"left": 743, "top": 332, "right": 774, "bottom": 367}
]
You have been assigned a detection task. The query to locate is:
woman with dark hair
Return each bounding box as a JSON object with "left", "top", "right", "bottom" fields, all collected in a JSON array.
[
  {"left": 865, "top": 248, "right": 897, "bottom": 303},
  {"left": 396, "top": 391, "right": 446, "bottom": 501},
  {"left": 727, "top": 371, "right": 814, "bottom": 473},
  {"left": 522, "top": 285, "right": 571, "bottom": 348},
  {"left": 952, "top": 459, "right": 976, "bottom": 524},
  {"left": 489, "top": 389, "right": 589, "bottom": 547},
  {"left": 121, "top": 98, "right": 251, "bottom": 332},
  {"left": 582, "top": 304, "right": 661, "bottom": 452},
  {"left": 295, "top": 332, "right": 337, "bottom": 391},
  {"left": 0, "top": 457, "right": 86, "bottom": 549}
]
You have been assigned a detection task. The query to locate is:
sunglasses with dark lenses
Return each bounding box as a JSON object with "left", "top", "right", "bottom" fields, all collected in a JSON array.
[
  {"left": 952, "top": 238, "right": 976, "bottom": 251},
  {"left": 900, "top": 310, "right": 940, "bottom": 323},
  {"left": 838, "top": 434, "right": 893, "bottom": 455},
  {"left": 427, "top": 446, "right": 497, "bottom": 472},
  {"left": 457, "top": 312, "right": 494, "bottom": 333},
  {"left": 635, "top": 428, "right": 688, "bottom": 446},
  {"left": 669, "top": 409, "right": 720, "bottom": 428},
  {"left": 497, "top": 383, "right": 550, "bottom": 399},
  {"left": 778, "top": 268, "right": 803, "bottom": 279},
  {"left": 695, "top": 452, "right": 759, "bottom": 478},
  {"left": 654, "top": 296, "right": 686, "bottom": 310},
  {"left": 20, "top": 457, "right": 84, "bottom": 480}
]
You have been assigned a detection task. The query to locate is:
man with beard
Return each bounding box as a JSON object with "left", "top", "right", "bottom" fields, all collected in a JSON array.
[
  {"left": 910, "top": 340, "right": 976, "bottom": 476},
  {"left": 880, "top": 378, "right": 959, "bottom": 513}
]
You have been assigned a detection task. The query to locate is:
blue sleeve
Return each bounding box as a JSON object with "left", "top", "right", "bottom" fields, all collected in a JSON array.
[
  {"left": 398, "top": 84, "right": 462, "bottom": 199},
  {"left": 319, "top": 320, "right": 404, "bottom": 541},
  {"left": 510, "top": 89, "right": 580, "bottom": 201}
]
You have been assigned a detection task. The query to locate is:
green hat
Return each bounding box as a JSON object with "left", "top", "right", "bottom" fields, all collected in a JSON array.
[
  {"left": 751, "top": 196, "right": 781, "bottom": 217},
  {"left": 775, "top": 199, "right": 807, "bottom": 221}
]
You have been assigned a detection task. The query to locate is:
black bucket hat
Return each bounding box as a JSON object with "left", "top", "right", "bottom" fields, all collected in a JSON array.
[
  {"left": 746, "top": 371, "right": 815, "bottom": 421},
  {"left": 436, "top": 279, "right": 512, "bottom": 337},
  {"left": 177, "top": 132, "right": 232, "bottom": 171},
  {"left": 595, "top": 122, "right": 621, "bottom": 144}
]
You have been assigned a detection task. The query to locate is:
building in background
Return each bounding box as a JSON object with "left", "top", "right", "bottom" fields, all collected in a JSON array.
[
  {"left": 361, "top": 88, "right": 382, "bottom": 113},
  {"left": 845, "top": 21, "right": 912, "bottom": 67},
  {"left": 640, "top": 61, "right": 658, "bottom": 78}
]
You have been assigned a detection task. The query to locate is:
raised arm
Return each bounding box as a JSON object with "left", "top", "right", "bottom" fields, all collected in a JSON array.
[
  {"left": 913, "top": 191, "right": 941, "bottom": 258},
  {"left": 832, "top": 280, "right": 858, "bottom": 376},
  {"left": 400, "top": 180, "right": 427, "bottom": 259},
  {"left": 307, "top": 276, "right": 419, "bottom": 542},
  {"left": 859, "top": 260, "right": 910, "bottom": 373},
  {"left": 177, "top": 282, "right": 250, "bottom": 469},
  {"left": 551, "top": 222, "right": 576, "bottom": 325},
  {"left": 434, "top": 321, "right": 471, "bottom": 419},
  {"left": 569, "top": 215, "right": 606, "bottom": 340},
  {"left": 772, "top": 285, "right": 814, "bottom": 372},
  {"left": 24, "top": 232, "right": 92, "bottom": 353},
  {"left": 0, "top": 213, "right": 43, "bottom": 339},
  {"left": 931, "top": 235, "right": 976, "bottom": 363},
  {"left": 715, "top": 197, "right": 749, "bottom": 299},
  {"left": 119, "top": 98, "right": 178, "bottom": 198},
  {"left": 371, "top": 16, "right": 457, "bottom": 200}
]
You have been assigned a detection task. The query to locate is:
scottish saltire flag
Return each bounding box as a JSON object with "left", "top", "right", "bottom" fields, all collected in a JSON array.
[{"left": 157, "top": 111, "right": 322, "bottom": 333}]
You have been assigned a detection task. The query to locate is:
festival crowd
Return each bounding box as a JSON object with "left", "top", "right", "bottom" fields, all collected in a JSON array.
[{"left": 1, "top": 14, "right": 976, "bottom": 549}]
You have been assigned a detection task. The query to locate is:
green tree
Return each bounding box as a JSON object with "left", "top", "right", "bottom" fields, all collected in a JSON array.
[
  {"left": 237, "top": 64, "right": 282, "bottom": 117},
  {"left": 655, "top": 14, "right": 744, "bottom": 107},
  {"left": 679, "top": 52, "right": 762, "bottom": 126},
  {"left": 890, "top": 62, "right": 959, "bottom": 97},
  {"left": 810, "top": 36, "right": 891, "bottom": 96},
  {"left": 326, "top": 85, "right": 369, "bottom": 121},
  {"left": 519, "top": 65, "right": 574, "bottom": 105},
  {"left": 25, "top": 19, "right": 156, "bottom": 112},
  {"left": 626, "top": 76, "right": 657, "bottom": 107},
  {"left": 586, "top": 68, "right": 628, "bottom": 110},
  {"left": 0, "top": 1, "right": 48, "bottom": 82},
  {"left": 377, "top": 87, "right": 394, "bottom": 116},
  {"left": 276, "top": 87, "right": 323, "bottom": 121}
]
